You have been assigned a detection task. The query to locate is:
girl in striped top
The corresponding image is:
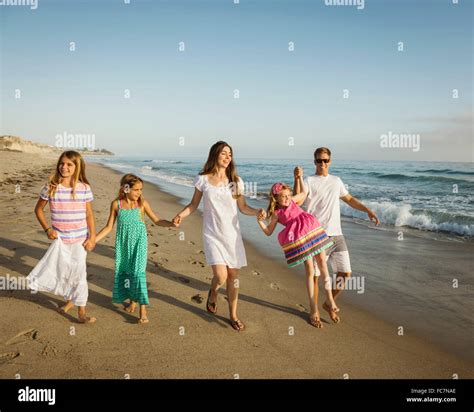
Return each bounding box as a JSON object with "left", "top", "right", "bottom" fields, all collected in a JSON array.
[
  {"left": 257, "top": 181, "right": 339, "bottom": 329},
  {"left": 28, "top": 151, "right": 97, "bottom": 324}
]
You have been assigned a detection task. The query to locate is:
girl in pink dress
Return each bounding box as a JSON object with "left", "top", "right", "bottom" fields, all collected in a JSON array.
[{"left": 257, "top": 181, "right": 339, "bottom": 328}]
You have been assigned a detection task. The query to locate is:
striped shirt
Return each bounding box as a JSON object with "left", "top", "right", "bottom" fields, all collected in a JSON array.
[{"left": 39, "top": 182, "right": 94, "bottom": 244}]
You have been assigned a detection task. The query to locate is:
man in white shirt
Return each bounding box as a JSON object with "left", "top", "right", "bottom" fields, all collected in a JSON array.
[{"left": 294, "top": 147, "right": 380, "bottom": 323}]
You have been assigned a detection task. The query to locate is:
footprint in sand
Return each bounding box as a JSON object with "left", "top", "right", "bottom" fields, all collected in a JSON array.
[
  {"left": 177, "top": 276, "right": 190, "bottom": 284},
  {"left": 270, "top": 283, "right": 280, "bottom": 291},
  {"left": 296, "top": 303, "right": 308, "bottom": 313},
  {"left": 188, "top": 241, "right": 195, "bottom": 245},
  {"left": 191, "top": 294, "right": 204, "bottom": 304},
  {"left": 251, "top": 270, "right": 261, "bottom": 276},
  {"left": 0, "top": 352, "right": 21, "bottom": 364},
  {"left": 5, "top": 328, "right": 39, "bottom": 346},
  {"left": 189, "top": 259, "right": 205, "bottom": 268},
  {"left": 41, "top": 343, "right": 58, "bottom": 357}
]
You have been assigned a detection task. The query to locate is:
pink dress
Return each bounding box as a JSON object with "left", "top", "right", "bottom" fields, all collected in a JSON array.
[{"left": 275, "top": 200, "right": 333, "bottom": 267}]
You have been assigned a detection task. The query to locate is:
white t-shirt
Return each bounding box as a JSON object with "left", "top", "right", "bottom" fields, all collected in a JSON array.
[{"left": 303, "top": 174, "right": 349, "bottom": 236}]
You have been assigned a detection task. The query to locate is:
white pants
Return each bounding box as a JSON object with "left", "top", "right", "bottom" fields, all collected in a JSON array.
[{"left": 27, "top": 237, "right": 89, "bottom": 306}]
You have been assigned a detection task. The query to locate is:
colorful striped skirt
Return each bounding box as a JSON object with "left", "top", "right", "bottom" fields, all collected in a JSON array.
[{"left": 281, "top": 226, "right": 334, "bottom": 267}]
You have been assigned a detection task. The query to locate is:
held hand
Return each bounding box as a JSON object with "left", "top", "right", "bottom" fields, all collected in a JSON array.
[
  {"left": 83, "top": 238, "right": 96, "bottom": 252},
  {"left": 257, "top": 208, "right": 267, "bottom": 221},
  {"left": 46, "top": 228, "right": 58, "bottom": 240},
  {"left": 172, "top": 219, "right": 180, "bottom": 228},
  {"left": 294, "top": 166, "right": 303, "bottom": 179},
  {"left": 368, "top": 210, "right": 380, "bottom": 226},
  {"left": 172, "top": 215, "right": 182, "bottom": 226}
]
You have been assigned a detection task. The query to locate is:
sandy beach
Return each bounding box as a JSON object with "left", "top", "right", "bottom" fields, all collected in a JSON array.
[{"left": 0, "top": 151, "right": 472, "bottom": 379}]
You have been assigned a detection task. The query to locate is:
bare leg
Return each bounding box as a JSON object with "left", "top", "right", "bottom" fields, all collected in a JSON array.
[
  {"left": 315, "top": 252, "right": 341, "bottom": 324},
  {"left": 138, "top": 305, "right": 149, "bottom": 324},
  {"left": 304, "top": 258, "right": 322, "bottom": 328},
  {"left": 330, "top": 271, "right": 352, "bottom": 301},
  {"left": 124, "top": 300, "right": 137, "bottom": 313},
  {"left": 77, "top": 306, "right": 96, "bottom": 324},
  {"left": 58, "top": 300, "right": 74, "bottom": 314},
  {"left": 209, "top": 264, "right": 228, "bottom": 305},
  {"left": 226, "top": 268, "right": 239, "bottom": 320}
]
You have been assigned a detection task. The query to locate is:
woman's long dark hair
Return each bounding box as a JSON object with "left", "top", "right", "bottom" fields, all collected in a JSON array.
[{"left": 200, "top": 141, "right": 242, "bottom": 199}]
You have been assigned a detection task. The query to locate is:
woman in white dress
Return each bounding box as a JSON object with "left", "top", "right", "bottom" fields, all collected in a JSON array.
[{"left": 173, "top": 141, "right": 265, "bottom": 331}]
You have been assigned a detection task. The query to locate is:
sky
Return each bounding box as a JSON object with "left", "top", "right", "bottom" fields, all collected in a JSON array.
[{"left": 0, "top": 0, "right": 472, "bottom": 161}]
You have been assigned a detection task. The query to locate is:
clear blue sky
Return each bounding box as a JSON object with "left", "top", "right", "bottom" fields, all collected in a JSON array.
[{"left": 0, "top": 0, "right": 472, "bottom": 161}]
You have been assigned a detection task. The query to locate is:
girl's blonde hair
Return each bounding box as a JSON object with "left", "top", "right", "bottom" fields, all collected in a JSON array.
[
  {"left": 116, "top": 174, "right": 145, "bottom": 220},
  {"left": 48, "top": 151, "right": 90, "bottom": 199},
  {"left": 266, "top": 182, "right": 292, "bottom": 219},
  {"left": 200, "top": 140, "right": 242, "bottom": 199}
]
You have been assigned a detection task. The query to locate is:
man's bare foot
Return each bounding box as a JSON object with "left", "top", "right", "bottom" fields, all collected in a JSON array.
[
  {"left": 138, "top": 317, "right": 149, "bottom": 324},
  {"left": 78, "top": 316, "right": 97, "bottom": 324},
  {"left": 323, "top": 301, "right": 340, "bottom": 324},
  {"left": 124, "top": 301, "right": 137, "bottom": 313},
  {"left": 309, "top": 312, "right": 323, "bottom": 328}
]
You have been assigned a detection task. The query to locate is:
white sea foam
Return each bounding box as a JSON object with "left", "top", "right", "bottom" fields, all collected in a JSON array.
[{"left": 341, "top": 201, "right": 474, "bottom": 236}]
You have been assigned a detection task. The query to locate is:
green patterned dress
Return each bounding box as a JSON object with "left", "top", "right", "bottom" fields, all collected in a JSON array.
[{"left": 113, "top": 199, "right": 149, "bottom": 305}]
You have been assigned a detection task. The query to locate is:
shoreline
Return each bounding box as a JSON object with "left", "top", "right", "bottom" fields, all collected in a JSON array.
[
  {"left": 0, "top": 151, "right": 472, "bottom": 378},
  {"left": 103, "top": 160, "right": 474, "bottom": 363}
]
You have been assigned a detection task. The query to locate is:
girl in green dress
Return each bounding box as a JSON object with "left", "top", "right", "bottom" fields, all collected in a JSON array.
[{"left": 96, "top": 174, "right": 177, "bottom": 324}]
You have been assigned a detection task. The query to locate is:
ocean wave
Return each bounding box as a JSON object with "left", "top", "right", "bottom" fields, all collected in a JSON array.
[
  {"left": 414, "top": 169, "right": 474, "bottom": 176},
  {"left": 139, "top": 167, "right": 194, "bottom": 187},
  {"left": 152, "top": 160, "right": 183, "bottom": 164},
  {"left": 341, "top": 201, "right": 474, "bottom": 237},
  {"left": 364, "top": 172, "right": 473, "bottom": 184}
]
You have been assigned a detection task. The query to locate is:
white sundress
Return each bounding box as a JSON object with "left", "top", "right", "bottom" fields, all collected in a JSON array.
[
  {"left": 27, "top": 235, "right": 89, "bottom": 306},
  {"left": 194, "top": 174, "right": 247, "bottom": 269}
]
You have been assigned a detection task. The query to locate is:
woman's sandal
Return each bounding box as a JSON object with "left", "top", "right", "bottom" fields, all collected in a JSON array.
[
  {"left": 230, "top": 319, "right": 245, "bottom": 331},
  {"left": 206, "top": 289, "right": 217, "bottom": 314},
  {"left": 323, "top": 302, "right": 341, "bottom": 324},
  {"left": 309, "top": 314, "right": 323, "bottom": 328}
]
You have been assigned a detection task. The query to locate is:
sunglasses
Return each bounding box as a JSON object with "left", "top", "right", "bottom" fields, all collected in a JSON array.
[{"left": 315, "top": 158, "right": 330, "bottom": 164}]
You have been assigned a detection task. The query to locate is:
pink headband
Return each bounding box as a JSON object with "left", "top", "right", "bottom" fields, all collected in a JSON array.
[{"left": 272, "top": 182, "right": 284, "bottom": 196}]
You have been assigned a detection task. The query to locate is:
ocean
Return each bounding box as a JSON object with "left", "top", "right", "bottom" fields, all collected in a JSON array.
[{"left": 87, "top": 156, "right": 474, "bottom": 238}]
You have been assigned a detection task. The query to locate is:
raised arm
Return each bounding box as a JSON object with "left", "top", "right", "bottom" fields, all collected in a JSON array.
[
  {"left": 293, "top": 167, "right": 308, "bottom": 206},
  {"left": 340, "top": 193, "right": 380, "bottom": 225},
  {"left": 293, "top": 166, "right": 303, "bottom": 195},
  {"left": 144, "top": 200, "right": 177, "bottom": 227},
  {"left": 95, "top": 201, "right": 118, "bottom": 243}
]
